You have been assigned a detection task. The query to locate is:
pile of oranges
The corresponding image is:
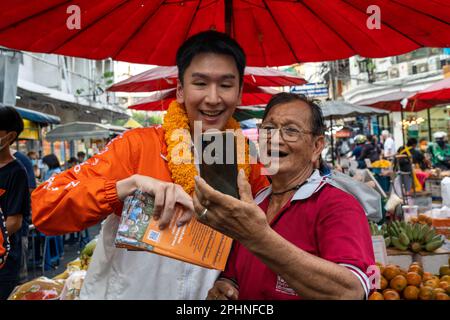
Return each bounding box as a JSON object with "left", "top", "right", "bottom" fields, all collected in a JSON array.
[{"left": 369, "top": 262, "right": 450, "bottom": 300}]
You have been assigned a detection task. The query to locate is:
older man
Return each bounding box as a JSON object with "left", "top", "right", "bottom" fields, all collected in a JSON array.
[{"left": 195, "top": 93, "right": 375, "bottom": 300}]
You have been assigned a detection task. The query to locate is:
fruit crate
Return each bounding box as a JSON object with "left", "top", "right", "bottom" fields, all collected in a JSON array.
[
  {"left": 432, "top": 218, "right": 450, "bottom": 239},
  {"left": 414, "top": 246, "right": 450, "bottom": 275}
]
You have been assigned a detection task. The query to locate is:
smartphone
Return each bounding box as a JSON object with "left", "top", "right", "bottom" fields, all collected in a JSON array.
[{"left": 198, "top": 131, "right": 239, "bottom": 199}]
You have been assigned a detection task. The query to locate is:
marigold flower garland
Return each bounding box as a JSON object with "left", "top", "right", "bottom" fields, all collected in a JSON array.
[{"left": 162, "top": 100, "right": 251, "bottom": 195}]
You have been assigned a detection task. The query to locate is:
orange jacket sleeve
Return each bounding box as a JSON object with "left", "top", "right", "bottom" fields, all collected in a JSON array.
[
  {"left": 248, "top": 162, "right": 270, "bottom": 197},
  {"left": 32, "top": 130, "right": 144, "bottom": 235}
]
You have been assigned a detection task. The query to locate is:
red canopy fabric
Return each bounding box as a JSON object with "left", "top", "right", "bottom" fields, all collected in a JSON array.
[
  {"left": 408, "top": 77, "right": 450, "bottom": 110},
  {"left": 128, "top": 88, "right": 275, "bottom": 111},
  {"left": 107, "top": 66, "right": 306, "bottom": 92},
  {"left": 354, "top": 91, "right": 415, "bottom": 111},
  {"left": 1, "top": 1, "right": 450, "bottom": 66}
]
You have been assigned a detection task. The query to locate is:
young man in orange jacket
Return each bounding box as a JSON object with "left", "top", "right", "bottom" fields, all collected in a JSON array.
[{"left": 32, "top": 31, "right": 268, "bottom": 299}]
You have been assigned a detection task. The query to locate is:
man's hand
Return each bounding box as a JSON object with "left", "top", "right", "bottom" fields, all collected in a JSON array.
[
  {"left": 116, "top": 174, "right": 194, "bottom": 229},
  {"left": 193, "top": 169, "right": 269, "bottom": 247},
  {"left": 206, "top": 279, "right": 239, "bottom": 300}
]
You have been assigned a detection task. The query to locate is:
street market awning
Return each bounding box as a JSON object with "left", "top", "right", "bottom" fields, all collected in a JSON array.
[
  {"left": 354, "top": 91, "right": 415, "bottom": 112},
  {"left": 0, "top": 104, "right": 61, "bottom": 124},
  {"left": 408, "top": 77, "right": 450, "bottom": 110},
  {"left": 45, "top": 121, "right": 126, "bottom": 142},
  {"left": 320, "top": 101, "right": 389, "bottom": 120},
  {"left": 1, "top": 1, "right": 450, "bottom": 66}
]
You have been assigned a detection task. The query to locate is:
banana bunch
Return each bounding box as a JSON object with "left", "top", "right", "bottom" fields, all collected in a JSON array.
[
  {"left": 369, "top": 221, "right": 391, "bottom": 247},
  {"left": 388, "top": 221, "right": 445, "bottom": 253}
]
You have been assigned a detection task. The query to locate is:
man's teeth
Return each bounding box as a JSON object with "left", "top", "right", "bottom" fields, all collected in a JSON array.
[{"left": 201, "top": 110, "right": 223, "bottom": 116}]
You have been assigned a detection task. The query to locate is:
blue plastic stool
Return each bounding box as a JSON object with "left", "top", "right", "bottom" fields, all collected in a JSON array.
[{"left": 42, "top": 235, "right": 63, "bottom": 271}]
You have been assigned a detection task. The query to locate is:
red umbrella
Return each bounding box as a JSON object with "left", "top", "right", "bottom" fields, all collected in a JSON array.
[
  {"left": 128, "top": 87, "right": 276, "bottom": 111},
  {"left": 353, "top": 91, "right": 415, "bottom": 111},
  {"left": 408, "top": 77, "right": 450, "bottom": 110},
  {"left": 107, "top": 66, "right": 306, "bottom": 92},
  {"left": 1, "top": 1, "right": 450, "bottom": 66}
]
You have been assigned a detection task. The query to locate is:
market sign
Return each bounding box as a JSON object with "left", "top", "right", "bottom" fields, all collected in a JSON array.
[
  {"left": 335, "top": 128, "right": 351, "bottom": 138},
  {"left": 290, "top": 83, "right": 329, "bottom": 98},
  {"left": 19, "top": 119, "right": 40, "bottom": 140}
]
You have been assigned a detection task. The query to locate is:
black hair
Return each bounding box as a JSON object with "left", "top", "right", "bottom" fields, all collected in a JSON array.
[
  {"left": 0, "top": 106, "right": 24, "bottom": 144},
  {"left": 77, "top": 151, "right": 86, "bottom": 158},
  {"left": 176, "top": 30, "right": 246, "bottom": 87},
  {"left": 262, "top": 92, "right": 325, "bottom": 136},
  {"left": 68, "top": 157, "right": 78, "bottom": 164},
  {"left": 42, "top": 154, "right": 61, "bottom": 170},
  {"left": 407, "top": 138, "right": 418, "bottom": 147}
]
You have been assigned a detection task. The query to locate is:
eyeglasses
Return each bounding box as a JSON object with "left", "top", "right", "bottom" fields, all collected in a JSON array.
[{"left": 257, "top": 123, "right": 312, "bottom": 142}]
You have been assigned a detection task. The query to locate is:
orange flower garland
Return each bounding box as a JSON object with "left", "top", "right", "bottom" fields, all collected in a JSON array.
[{"left": 162, "top": 100, "right": 251, "bottom": 195}]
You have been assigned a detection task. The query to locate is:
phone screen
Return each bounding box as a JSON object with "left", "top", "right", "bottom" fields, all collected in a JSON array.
[{"left": 199, "top": 131, "right": 239, "bottom": 199}]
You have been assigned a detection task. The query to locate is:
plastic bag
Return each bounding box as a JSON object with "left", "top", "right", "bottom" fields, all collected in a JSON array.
[
  {"left": 8, "top": 277, "right": 64, "bottom": 300},
  {"left": 328, "top": 171, "right": 383, "bottom": 222},
  {"left": 441, "top": 177, "right": 450, "bottom": 207},
  {"left": 60, "top": 270, "right": 87, "bottom": 300}
]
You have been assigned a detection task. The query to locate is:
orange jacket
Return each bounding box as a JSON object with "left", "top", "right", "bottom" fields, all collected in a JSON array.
[{"left": 32, "top": 127, "right": 269, "bottom": 235}]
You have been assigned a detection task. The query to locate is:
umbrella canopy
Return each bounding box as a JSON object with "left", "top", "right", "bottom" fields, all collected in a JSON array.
[
  {"left": 45, "top": 121, "right": 127, "bottom": 141},
  {"left": 408, "top": 77, "right": 450, "bottom": 110},
  {"left": 128, "top": 88, "right": 276, "bottom": 111},
  {"left": 107, "top": 66, "right": 306, "bottom": 92},
  {"left": 353, "top": 91, "right": 415, "bottom": 112},
  {"left": 320, "top": 100, "right": 389, "bottom": 120},
  {"left": 1, "top": 1, "right": 450, "bottom": 66}
]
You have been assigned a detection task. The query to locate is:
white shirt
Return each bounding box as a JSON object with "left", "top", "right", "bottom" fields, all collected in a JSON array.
[
  {"left": 80, "top": 214, "right": 220, "bottom": 300},
  {"left": 383, "top": 137, "right": 395, "bottom": 157}
]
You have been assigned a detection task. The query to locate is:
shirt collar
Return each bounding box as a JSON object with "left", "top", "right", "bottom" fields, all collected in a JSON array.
[{"left": 254, "top": 169, "right": 329, "bottom": 205}]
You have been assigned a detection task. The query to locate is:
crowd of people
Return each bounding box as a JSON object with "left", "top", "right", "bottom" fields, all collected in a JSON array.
[
  {"left": 337, "top": 129, "right": 449, "bottom": 173},
  {"left": 0, "top": 108, "right": 91, "bottom": 299}
]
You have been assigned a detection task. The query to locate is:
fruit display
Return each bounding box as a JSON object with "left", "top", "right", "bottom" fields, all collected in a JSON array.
[
  {"left": 409, "top": 214, "right": 434, "bottom": 226},
  {"left": 369, "top": 220, "right": 446, "bottom": 253},
  {"left": 369, "top": 261, "right": 450, "bottom": 300}
]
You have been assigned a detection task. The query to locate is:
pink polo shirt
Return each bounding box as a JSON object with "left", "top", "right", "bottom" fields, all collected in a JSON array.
[{"left": 221, "top": 170, "right": 375, "bottom": 300}]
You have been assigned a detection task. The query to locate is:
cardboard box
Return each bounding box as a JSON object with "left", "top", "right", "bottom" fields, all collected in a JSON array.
[{"left": 432, "top": 218, "right": 450, "bottom": 239}]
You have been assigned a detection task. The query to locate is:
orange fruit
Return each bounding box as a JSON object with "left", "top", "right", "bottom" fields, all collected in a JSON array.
[
  {"left": 408, "top": 265, "right": 423, "bottom": 276},
  {"left": 439, "top": 281, "right": 450, "bottom": 294},
  {"left": 403, "top": 286, "right": 420, "bottom": 300},
  {"left": 406, "top": 272, "right": 422, "bottom": 287},
  {"left": 383, "top": 289, "right": 400, "bottom": 300},
  {"left": 390, "top": 275, "right": 407, "bottom": 292},
  {"left": 424, "top": 279, "right": 438, "bottom": 288},
  {"left": 422, "top": 272, "right": 433, "bottom": 282},
  {"left": 435, "top": 292, "right": 450, "bottom": 300},
  {"left": 433, "top": 288, "right": 446, "bottom": 295},
  {"left": 383, "top": 265, "right": 400, "bottom": 281},
  {"left": 419, "top": 286, "right": 434, "bottom": 300},
  {"left": 441, "top": 275, "right": 450, "bottom": 283},
  {"left": 368, "top": 292, "right": 384, "bottom": 300},
  {"left": 380, "top": 276, "right": 388, "bottom": 290}
]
